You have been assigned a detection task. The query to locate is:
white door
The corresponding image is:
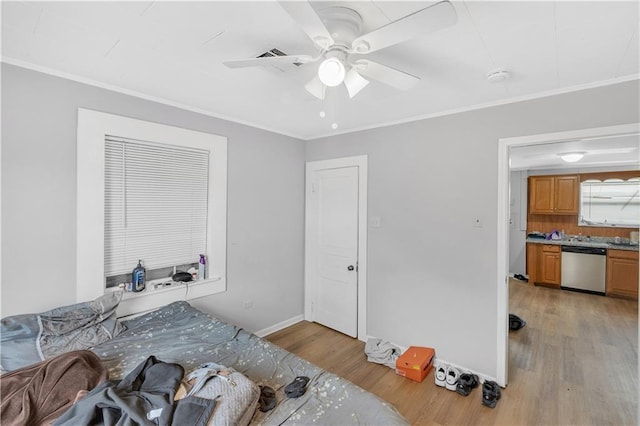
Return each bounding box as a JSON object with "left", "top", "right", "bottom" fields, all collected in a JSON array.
[{"left": 307, "top": 166, "right": 359, "bottom": 337}]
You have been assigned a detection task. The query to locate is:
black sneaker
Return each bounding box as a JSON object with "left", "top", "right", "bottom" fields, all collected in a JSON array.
[
  {"left": 284, "top": 376, "right": 309, "bottom": 398},
  {"left": 456, "top": 373, "right": 479, "bottom": 396},
  {"left": 482, "top": 380, "right": 501, "bottom": 408},
  {"left": 509, "top": 314, "right": 526, "bottom": 331}
]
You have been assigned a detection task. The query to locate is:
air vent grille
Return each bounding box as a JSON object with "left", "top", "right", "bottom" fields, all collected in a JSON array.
[
  {"left": 257, "top": 48, "right": 287, "bottom": 58},
  {"left": 256, "top": 48, "right": 303, "bottom": 67}
]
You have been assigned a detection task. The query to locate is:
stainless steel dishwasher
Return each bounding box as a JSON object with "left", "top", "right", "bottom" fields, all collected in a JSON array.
[{"left": 560, "top": 246, "right": 607, "bottom": 294}]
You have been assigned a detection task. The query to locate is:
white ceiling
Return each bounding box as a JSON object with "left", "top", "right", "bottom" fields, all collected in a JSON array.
[
  {"left": 510, "top": 133, "right": 640, "bottom": 171},
  {"left": 2, "top": 1, "right": 639, "bottom": 140}
]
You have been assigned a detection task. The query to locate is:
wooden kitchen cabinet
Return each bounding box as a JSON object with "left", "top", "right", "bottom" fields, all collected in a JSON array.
[
  {"left": 529, "top": 175, "right": 578, "bottom": 215},
  {"left": 606, "top": 249, "right": 639, "bottom": 298},
  {"left": 540, "top": 245, "right": 561, "bottom": 286},
  {"left": 526, "top": 243, "right": 561, "bottom": 287},
  {"left": 526, "top": 243, "right": 537, "bottom": 284}
]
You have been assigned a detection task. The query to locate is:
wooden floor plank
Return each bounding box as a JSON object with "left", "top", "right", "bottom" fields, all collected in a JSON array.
[{"left": 266, "top": 279, "right": 638, "bottom": 425}]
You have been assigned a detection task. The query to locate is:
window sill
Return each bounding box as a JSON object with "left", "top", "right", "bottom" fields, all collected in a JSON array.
[{"left": 112, "top": 277, "right": 225, "bottom": 317}]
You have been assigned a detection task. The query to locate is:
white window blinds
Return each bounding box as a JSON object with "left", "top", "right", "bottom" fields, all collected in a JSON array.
[{"left": 104, "top": 136, "right": 210, "bottom": 277}]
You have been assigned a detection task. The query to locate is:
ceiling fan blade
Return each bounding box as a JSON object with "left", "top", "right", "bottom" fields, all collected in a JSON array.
[
  {"left": 353, "top": 59, "right": 420, "bottom": 90},
  {"left": 278, "top": 1, "right": 334, "bottom": 49},
  {"left": 305, "top": 75, "right": 325, "bottom": 100},
  {"left": 351, "top": 1, "right": 457, "bottom": 54},
  {"left": 344, "top": 69, "right": 370, "bottom": 98},
  {"left": 223, "top": 54, "right": 316, "bottom": 69}
]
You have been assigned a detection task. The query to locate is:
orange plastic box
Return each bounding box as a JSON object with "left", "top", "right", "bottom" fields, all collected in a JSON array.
[{"left": 395, "top": 346, "right": 435, "bottom": 382}]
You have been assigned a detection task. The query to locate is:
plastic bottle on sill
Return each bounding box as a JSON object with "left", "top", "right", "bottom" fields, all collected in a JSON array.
[
  {"left": 132, "top": 260, "right": 145, "bottom": 292},
  {"left": 198, "top": 254, "right": 206, "bottom": 281}
]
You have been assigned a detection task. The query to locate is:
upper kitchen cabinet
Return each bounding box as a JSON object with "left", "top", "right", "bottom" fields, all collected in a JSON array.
[{"left": 529, "top": 175, "right": 579, "bottom": 215}]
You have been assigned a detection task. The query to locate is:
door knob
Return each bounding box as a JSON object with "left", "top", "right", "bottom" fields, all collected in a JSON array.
[{"left": 347, "top": 265, "right": 355, "bottom": 271}]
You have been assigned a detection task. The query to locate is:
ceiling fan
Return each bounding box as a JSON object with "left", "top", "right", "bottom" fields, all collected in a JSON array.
[{"left": 223, "top": 1, "right": 457, "bottom": 99}]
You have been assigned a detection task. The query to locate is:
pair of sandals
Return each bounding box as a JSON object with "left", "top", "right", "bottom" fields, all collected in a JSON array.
[
  {"left": 456, "top": 373, "right": 479, "bottom": 396},
  {"left": 482, "top": 380, "right": 502, "bottom": 408},
  {"left": 458, "top": 373, "right": 501, "bottom": 408},
  {"left": 258, "top": 376, "right": 310, "bottom": 413}
]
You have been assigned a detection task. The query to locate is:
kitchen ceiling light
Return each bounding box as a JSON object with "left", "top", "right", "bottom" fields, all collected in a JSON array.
[
  {"left": 318, "top": 57, "right": 346, "bottom": 87},
  {"left": 559, "top": 152, "right": 586, "bottom": 163}
]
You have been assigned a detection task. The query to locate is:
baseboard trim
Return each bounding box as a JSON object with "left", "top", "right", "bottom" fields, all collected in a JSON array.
[
  {"left": 254, "top": 314, "right": 304, "bottom": 338},
  {"left": 365, "top": 334, "right": 499, "bottom": 386}
]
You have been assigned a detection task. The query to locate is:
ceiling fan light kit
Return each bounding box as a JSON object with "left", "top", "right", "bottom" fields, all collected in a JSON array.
[
  {"left": 305, "top": 76, "right": 326, "bottom": 100},
  {"left": 318, "top": 56, "right": 346, "bottom": 87},
  {"left": 223, "top": 1, "right": 458, "bottom": 103},
  {"left": 344, "top": 69, "right": 370, "bottom": 98}
]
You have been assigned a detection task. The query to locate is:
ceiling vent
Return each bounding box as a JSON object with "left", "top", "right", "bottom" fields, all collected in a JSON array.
[
  {"left": 257, "top": 48, "right": 286, "bottom": 59},
  {"left": 256, "top": 48, "right": 304, "bottom": 73}
]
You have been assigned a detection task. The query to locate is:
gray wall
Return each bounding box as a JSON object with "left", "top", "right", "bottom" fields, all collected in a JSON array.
[
  {"left": 2, "top": 61, "right": 638, "bottom": 380},
  {"left": 1, "top": 63, "right": 305, "bottom": 333},
  {"left": 306, "top": 80, "right": 639, "bottom": 377}
]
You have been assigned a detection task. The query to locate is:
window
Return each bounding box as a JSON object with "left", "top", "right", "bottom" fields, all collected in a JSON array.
[
  {"left": 579, "top": 178, "right": 640, "bottom": 227},
  {"left": 104, "top": 136, "right": 210, "bottom": 282},
  {"left": 77, "top": 109, "right": 227, "bottom": 304}
]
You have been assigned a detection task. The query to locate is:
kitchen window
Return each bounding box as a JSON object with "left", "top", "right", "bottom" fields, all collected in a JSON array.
[
  {"left": 77, "top": 109, "right": 227, "bottom": 303},
  {"left": 579, "top": 178, "right": 640, "bottom": 227}
]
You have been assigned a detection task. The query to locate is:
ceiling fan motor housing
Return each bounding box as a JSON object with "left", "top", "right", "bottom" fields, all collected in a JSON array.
[
  {"left": 316, "top": 7, "right": 363, "bottom": 87},
  {"left": 318, "top": 7, "right": 363, "bottom": 51}
]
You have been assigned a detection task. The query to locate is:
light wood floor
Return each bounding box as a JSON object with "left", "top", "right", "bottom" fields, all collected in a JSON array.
[{"left": 266, "top": 279, "right": 638, "bottom": 425}]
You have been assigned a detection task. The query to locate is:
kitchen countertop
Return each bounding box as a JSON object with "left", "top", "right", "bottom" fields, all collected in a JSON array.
[{"left": 526, "top": 238, "right": 639, "bottom": 251}]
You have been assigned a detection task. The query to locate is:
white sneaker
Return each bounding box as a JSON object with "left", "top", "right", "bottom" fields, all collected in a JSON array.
[
  {"left": 445, "top": 366, "right": 460, "bottom": 391},
  {"left": 435, "top": 365, "right": 446, "bottom": 387}
]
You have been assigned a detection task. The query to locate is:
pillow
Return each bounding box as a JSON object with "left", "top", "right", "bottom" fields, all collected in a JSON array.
[{"left": 0, "top": 290, "right": 124, "bottom": 372}]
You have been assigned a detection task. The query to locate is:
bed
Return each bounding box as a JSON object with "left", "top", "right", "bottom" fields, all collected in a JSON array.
[{"left": 1, "top": 297, "right": 408, "bottom": 425}]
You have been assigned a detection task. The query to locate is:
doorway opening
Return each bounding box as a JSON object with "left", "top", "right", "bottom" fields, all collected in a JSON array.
[
  {"left": 304, "top": 155, "right": 368, "bottom": 340},
  {"left": 497, "top": 122, "right": 640, "bottom": 385}
]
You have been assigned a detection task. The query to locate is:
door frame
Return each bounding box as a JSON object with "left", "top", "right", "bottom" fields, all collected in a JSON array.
[
  {"left": 497, "top": 122, "right": 640, "bottom": 386},
  {"left": 305, "top": 155, "right": 368, "bottom": 341}
]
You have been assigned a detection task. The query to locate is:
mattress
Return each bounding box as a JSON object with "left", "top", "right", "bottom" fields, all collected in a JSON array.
[{"left": 92, "top": 301, "right": 408, "bottom": 425}]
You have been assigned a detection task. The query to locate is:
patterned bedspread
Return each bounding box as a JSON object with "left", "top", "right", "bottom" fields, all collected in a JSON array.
[{"left": 92, "top": 301, "right": 408, "bottom": 425}]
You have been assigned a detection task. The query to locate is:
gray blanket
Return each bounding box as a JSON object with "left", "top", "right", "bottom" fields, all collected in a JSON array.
[
  {"left": 92, "top": 301, "right": 408, "bottom": 425},
  {"left": 1, "top": 291, "right": 124, "bottom": 372}
]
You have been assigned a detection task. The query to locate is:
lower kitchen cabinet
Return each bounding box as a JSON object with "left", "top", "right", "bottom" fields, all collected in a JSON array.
[
  {"left": 526, "top": 243, "right": 561, "bottom": 287},
  {"left": 540, "top": 245, "right": 561, "bottom": 286},
  {"left": 606, "top": 249, "right": 639, "bottom": 299}
]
